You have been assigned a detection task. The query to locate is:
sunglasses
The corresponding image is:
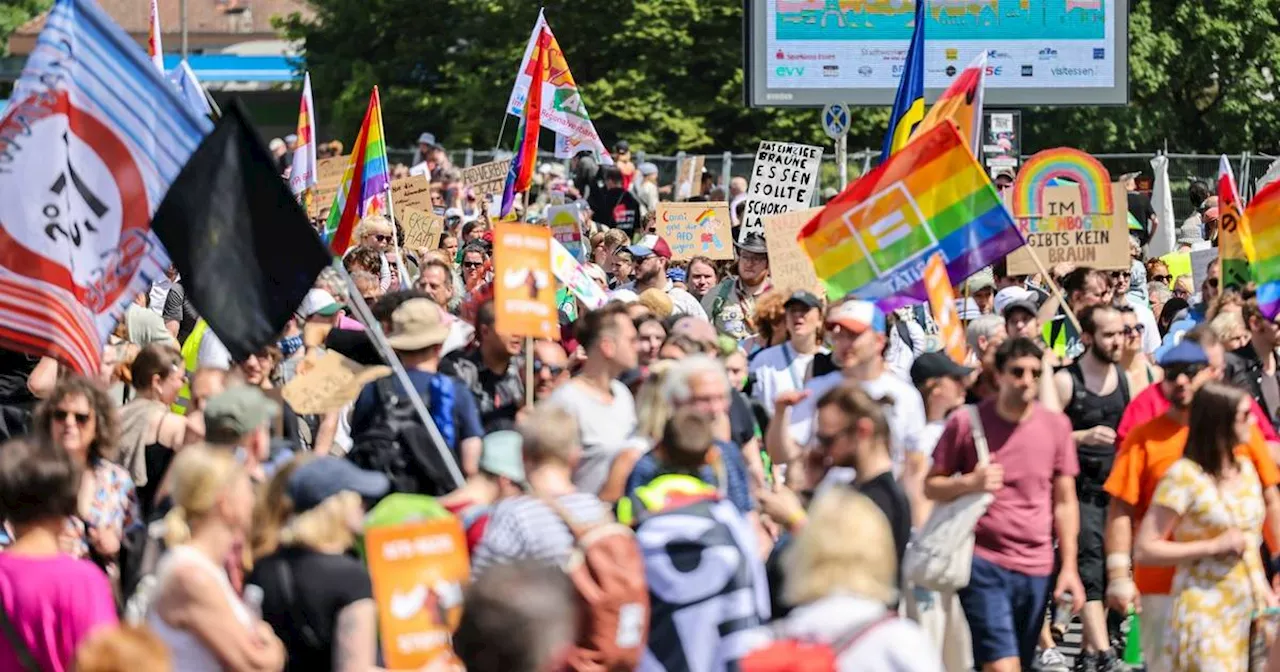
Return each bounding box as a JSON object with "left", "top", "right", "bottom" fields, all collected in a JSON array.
[
  {"left": 1165, "top": 363, "right": 1207, "bottom": 380},
  {"left": 1122, "top": 324, "right": 1146, "bottom": 336},
  {"left": 462, "top": 261, "right": 485, "bottom": 269},
  {"left": 534, "top": 360, "right": 566, "bottom": 376},
  {"left": 812, "top": 427, "right": 852, "bottom": 450},
  {"left": 1005, "top": 365, "right": 1042, "bottom": 380},
  {"left": 53, "top": 409, "right": 91, "bottom": 425},
  {"left": 1151, "top": 274, "right": 1172, "bottom": 283},
  {"left": 1111, "top": 271, "right": 1131, "bottom": 279},
  {"left": 373, "top": 234, "right": 393, "bottom": 244}
]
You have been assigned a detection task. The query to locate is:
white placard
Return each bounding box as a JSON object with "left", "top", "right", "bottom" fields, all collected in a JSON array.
[{"left": 739, "top": 141, "right": 823, "bottom": 243}]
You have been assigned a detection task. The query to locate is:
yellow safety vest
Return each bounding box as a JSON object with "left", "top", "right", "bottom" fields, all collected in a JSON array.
[
  {"left": 172, "top": 319, "right": 209, "bottom": 415},
  {"left": 616, "top": 474, "right": 718, "bottom": 527}
]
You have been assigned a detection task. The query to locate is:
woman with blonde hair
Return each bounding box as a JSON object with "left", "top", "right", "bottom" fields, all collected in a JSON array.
[
  {"left": 746, "top": 488, "right": 941, "bottom": 671},
  {"left": 146, "top": 446, "right": 285, "bottom": 672},
  {"left": 248, "top": 457, "right": 392, "bottom": 671}
]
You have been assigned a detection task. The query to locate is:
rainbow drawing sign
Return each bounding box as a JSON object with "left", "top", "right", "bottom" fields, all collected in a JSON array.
[
  {"left": 1004, "top": 148, "right": 1129, "bottom": 275},
  {"left": 658, "top": 202, "right": 733, "bottom": 261}
]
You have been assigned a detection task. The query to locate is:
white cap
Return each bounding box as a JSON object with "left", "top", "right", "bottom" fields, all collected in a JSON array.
[
  {"left": 955, "top": 297, "right": 981, "bottom": 321},
  {"left": 296, "top": 288, "right": 341, "bottom": 319},
  {"left": 609, "top": 289, "right": 639, "bottom": 304},
  {"left": 993, "top": 286, "right": 1033, "bottom": 316}
]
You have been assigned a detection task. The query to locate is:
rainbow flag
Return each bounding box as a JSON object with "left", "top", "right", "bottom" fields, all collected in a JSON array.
[
  {"left": 1218, "top": 155, "right": 1255, "bottom": 288},
  {"left": 288, "top": 72, "right": 318, "bottom": 201},
  {"left": 799, "top": 123, "right": 1022, "bottom": 310},
  {"left": 324, "top": 86, "right": 390, "bottom": 255},
  {"left": 911, "top": 51, "right": 986, "bottom": 155},
  {"left": 1246, "top": 180, "right": 1280, "bottom": 317},
  {"left": 500, "top": 27, "right": 550, "bottom": 218}
]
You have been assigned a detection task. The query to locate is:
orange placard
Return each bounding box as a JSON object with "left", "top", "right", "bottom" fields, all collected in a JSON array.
[
  {"left": 365, "top": 519, "right": 470, "bottom": 669},
  {"left": 494, "top": 222, "right": 560, "bottom": 340},
  {"left": 923, "top": 252, "right": 968, "bottom": 365}
]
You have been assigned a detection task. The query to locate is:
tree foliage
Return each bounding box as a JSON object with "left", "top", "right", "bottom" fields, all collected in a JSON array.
[
  {"left": 285, "top": 0, "right": 1280, "bottom": 155},
  {"left": 1, "top": 0, "right": 52, "bottom": 56}
]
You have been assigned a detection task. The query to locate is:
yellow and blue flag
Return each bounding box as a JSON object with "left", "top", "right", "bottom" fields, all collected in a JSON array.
[{"left": 881, "top": 0, "right": 926, "bottom": 161}]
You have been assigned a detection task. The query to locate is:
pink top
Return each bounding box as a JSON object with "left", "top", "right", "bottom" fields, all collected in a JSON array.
[
  {"left": 337, "top": 315, "right": 365, "bottom": 332},
  {"left": 0, "top": 554, "right": 119, "bottom": 672},
  {"left": 931, "top": 401, "right": 1079, "bottom": 575}
]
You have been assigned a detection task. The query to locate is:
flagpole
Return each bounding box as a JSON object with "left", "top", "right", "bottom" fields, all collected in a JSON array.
[
  {"left": 520, "top": 190, "right": 535, "bottom": 407},
  {"left": 336, "top": 262, "right": 465, "bottom": 488},
  {"left": 373, "top": 88, "right": 413, "bottom": 287},
  {"left": 495, "top": 113, "right": 511, "bottom": 152}
]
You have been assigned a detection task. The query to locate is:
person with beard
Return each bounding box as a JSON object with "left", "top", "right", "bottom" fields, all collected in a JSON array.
[
  {"left": 1103, "top": 338, "right": 1280, "bottom": 665},
  {"left": 613, "top": 235, "right": 707, "bottom": 319},
  {"left": 1050, "top": 305, "right": 1129, "bottom": 671},
  {"left": 927, "top": 337, "right": 1085, "bottom": 672},
  {"left": 703, "top": 233, "right": 774, "bottom": 343}
]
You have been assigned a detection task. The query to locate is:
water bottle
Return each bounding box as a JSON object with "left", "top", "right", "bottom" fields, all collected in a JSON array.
[
  {"left": 1051, "top": 592, "right": 1073, "bottom": 640},
  {"left": 1122, "top": 607, "right": 1143, "bottom": 668},
  {"left": 243, "top": 584, "right": 265, "bottom": 620}
]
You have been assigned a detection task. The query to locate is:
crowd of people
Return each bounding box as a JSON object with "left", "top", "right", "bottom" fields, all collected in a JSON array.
[{"left": 0, "top": 132, "right": 1278, "bottom": 672}]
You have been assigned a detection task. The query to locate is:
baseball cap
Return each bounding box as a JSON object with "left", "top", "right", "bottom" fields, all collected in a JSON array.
[
  {"left": 629, "top": 235, "right": 672, "bottom": 260},
  {"left": 297, "top": 288, "right": 342, "bottom": 320},
  {"left": 417, "top": 132, "right": 438, "bottom": 147},
  {"left": 826, "top": 300, "right": 885, "bottom": 334},
  {"left": 964, "top": 268, "right": 996, "bottom": 294},
  {"left": 479, "top": 431, "right": 526, "bottom": 486},
  {"left": 204, "top": 385, "right": 281, "bottom": 443},
  {"left": 667, "top": 267, "right": 687, "bottom": 284},
  {"left": 614, "top": 140, "right": 631, "bottom": 153},
  {"left": 385, "top": 299, "right": 450, "bottom": 351},
  {"left": 1159, "top": 341, "right": 1209, "bottom": 367},
  {"left": 993, "top": 286, "right": 1031, "bottom": 315},
  {"left": 288, "top": 456, "right": 391, "bottom": 514},
  {"left": 910, "top": 351, "right": 975, "bottom": 387},
  {"left": 1203, "top": 207, "right": 1220, "bottom": 222},
  {"left": 784, "top": 290, "right": 822, "bottom": 311}
]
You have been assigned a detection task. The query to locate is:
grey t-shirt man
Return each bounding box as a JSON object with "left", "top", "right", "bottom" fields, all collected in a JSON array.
[{"left": 547, "top": 378, "right": 638, "bottom": 495}]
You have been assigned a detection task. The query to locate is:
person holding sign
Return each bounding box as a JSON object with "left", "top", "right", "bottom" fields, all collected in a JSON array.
[{"left": 702, "top": 233, "right": 773, "bottom": 343}]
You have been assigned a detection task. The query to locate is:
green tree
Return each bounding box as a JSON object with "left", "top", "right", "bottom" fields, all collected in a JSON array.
[{"left": 1, "top": 0, "right": 51, "bottom": 56}]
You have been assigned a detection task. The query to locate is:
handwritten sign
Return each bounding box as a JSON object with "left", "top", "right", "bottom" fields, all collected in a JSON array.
[
  {"left": 281, "top": 350, "right": 391, "bottom": 415},
  {"left": 923, "top": 252, "right": 968, "bottom": 365},
  {"left": 546, "top": 204, "right": 584, "bottom": 261},
  {"left": 400, "top": 207, "right": 444, "bottom": 253},
  {"left": 461, "top": 159, "right": 513, "bottom": 207},
  {"left": 310, "top": 155, "right": 349, "bottom": 219},
  {"left": 675, "top": 155, "right": 706, "bottom": 201},
  {"left": 391, "top": 175, "right": 434, "bottom": 215},
  {"left": 494, "top": 222, "right": 559, "bottom": 340},
  {"left": 740, "top": 141, "right": 823, "bottom": 242},
  {"left": 366, "top": 519, "right": 470, "bottom": 670},
  {"left": 1005, "top": 183, "right": 1129, "bottom": 275},
  {"left": 658, "top": 202, "right": 732, "bottom": 261},
  {"left": 763, "top": 208, "right": 822, "bottom": 297}
]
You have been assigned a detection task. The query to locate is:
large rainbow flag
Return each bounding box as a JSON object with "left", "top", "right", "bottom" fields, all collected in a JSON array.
[
  {"left": 799, "top": 123, "right": 1022, "bottom": 310},
  {"left": 324, "top": 87, "right": 390, "bottom": 255},
  {"left": 500, "top": 26, "right": 549, "bottom": 218},
  {"left": 1246, "top": 180, "right": 1280, "bottom": 318}
]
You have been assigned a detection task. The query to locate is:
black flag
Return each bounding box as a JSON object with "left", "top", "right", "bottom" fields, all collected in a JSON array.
[{"left": 150, "top": 98, "right": 329, "bottom": 362}]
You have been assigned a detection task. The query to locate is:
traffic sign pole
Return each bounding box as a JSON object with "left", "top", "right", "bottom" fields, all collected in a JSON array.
[
  {"left": 837, "top": 134, "right": 847, "bottom": 189},
  {"left": 822, "top": 103, "right": 851, "bottom": 191}
]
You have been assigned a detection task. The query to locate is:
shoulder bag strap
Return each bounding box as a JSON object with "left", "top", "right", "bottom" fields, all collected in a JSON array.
[
  {"left": 1114, "top": 363, "right": 1132, "bottom": 407},
  {"left": 0, "top": 604, "right": 40, "bottom": 672},
  {"left": 966, "top": 404, "right": 990, "bottom": 467},
  {"left": 830, "top": 613, "right": 899, "bottom": 655},
  {"left": 538, "top": 495, "right": 588, "bottom": 539},
  {"left": 273, "top": 556, "right": 324, "bottom": 651}
]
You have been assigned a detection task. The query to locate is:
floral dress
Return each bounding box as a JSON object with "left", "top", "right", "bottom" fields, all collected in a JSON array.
[
  {"left": 1151, "top": 457, "right": 1269, "bottom": 672},
  {"left": 64, "top": 458, "right": 141, "bottom": 566}
]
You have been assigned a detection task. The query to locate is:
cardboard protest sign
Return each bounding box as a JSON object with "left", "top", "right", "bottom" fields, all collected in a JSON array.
[
  {"left": 550, "top": 238, "right": 608, "bottom": 310},
  {"left": 1005, "top": 183, "right": 1129, "bottom": 275},
  {"left": 675, "top": 155, "right": 706, "bottom": 201},
  {"left": 281, "top": 351, "right": 391, "bottom": 415},
  {"left": 546, "top": 204, "right": 585, "bottom": 261},
  {"left": 1191, "top": 248, "right": 1219, "bottom": 287},
  {"left": 763, "top": 208, "right": 822, "bottom": 296},
  {"left": 658, "top": 202, "right": 733, "bottom": 261},
  {"left": 740, "top": 141, "right": 823, "bottom": 242},
  {"left": 461, "top": 159, "right": 513, "bottom": 207},
  {"left": 391, "top": 175, "right": 433, "bottom": 214},
  {"left": 310, "top": 155, "right": 349, "bottom": 219},
  {"left": 494, "top": 222, "right": 559, "bottom": 340},
  {"left": 366, "top": 519, "right": 470, "bottom": 669},
  {"left": 400, "top": 208, "right": 444, "bottom": 252},
  {"left": 923, "top": 252, "right": 968, "bottom": 365}
]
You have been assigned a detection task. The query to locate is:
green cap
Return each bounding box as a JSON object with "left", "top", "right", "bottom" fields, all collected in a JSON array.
[
  {"left": 204, "top": 385, "right": 280, "bottom": 443},
  {"left": 479, "top": 430, "right": 526, "bottom": 486}
]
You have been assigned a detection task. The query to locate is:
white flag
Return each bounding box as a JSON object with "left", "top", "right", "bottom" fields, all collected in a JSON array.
[
  {"left": 1147, "top": 154, "right": 1176, "bottom": 258},
  {"left": 288, "top": 73, "right": 318, "bottom": 197}
]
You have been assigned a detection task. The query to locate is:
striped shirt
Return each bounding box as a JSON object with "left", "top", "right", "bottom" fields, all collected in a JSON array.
[{"left": 470, "top": 493, "right": 609, "bottom": 577}]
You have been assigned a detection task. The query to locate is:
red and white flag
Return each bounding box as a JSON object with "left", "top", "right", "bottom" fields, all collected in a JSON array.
[{"left": 288, "top": 72, "right": 318, "bottom": 198}]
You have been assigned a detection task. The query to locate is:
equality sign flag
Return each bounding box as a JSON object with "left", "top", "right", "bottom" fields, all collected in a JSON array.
[
  {"left": 798, "top": 123, "right": 1021, "bottom": 310},
  {"left": 0, "top": 0, "right": 211, "bottom": 374},
  {"left": 506, "top": 10, "right": 612, "bottom": 165}
]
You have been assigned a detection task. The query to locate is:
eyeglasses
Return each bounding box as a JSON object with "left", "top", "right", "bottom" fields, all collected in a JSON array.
[
  {"left": 462, "top": 260, "right": 485, "bottom": 269},
  {"left": 534, "top": 360, "right": 566, "bottom": 377},
  {"left": 1150, "top": 274, "right": 1172, "bottom": 283},
  {"left": 1165, "top": 363, "right": 1207, "bottom": 380},
  {"left": 1005, "top": 365, "right": 1042, "bottom": 380},
  {"left": 53, "top": 409, "right": 91, "bottom": 425},
  {"left": 1122, "top": 324, "right": 1146, "bottom": 336},
  {"left": 373, "top": 234, "right": 393, "bottom": 244}
]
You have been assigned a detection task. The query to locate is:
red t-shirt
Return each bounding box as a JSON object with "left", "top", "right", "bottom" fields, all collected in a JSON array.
[
  {"left": 931, "top": 400, "right": 1079, "bottom": 576},
  {"left": 1116, "top": 383, "right": 1279, "bottom": 447},
  {"left": 441, "top": 500, "right": 490, "bottom": 555}
]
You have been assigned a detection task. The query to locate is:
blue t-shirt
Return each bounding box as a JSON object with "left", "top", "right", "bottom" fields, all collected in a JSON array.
[
  {"left": 624, "top": 440, "right": 755, "bottom": 515},
  {"left": 350, "top": 370, "right": 484, "bottom": 454}
]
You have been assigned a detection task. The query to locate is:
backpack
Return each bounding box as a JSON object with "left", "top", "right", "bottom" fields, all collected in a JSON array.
[
  {"left": 347, "top": 377, "right": 455, "bottom": 497},
  {"left": 541, "top": 496, "right": 649, "bottom": 672},
  {"left": 740, "top": 613, "right": 899, "bottom": 672}
]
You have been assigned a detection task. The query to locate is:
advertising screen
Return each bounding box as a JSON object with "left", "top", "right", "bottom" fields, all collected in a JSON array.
[{"left": 745, "top": 0, "right": 1128, "bottom": 107}]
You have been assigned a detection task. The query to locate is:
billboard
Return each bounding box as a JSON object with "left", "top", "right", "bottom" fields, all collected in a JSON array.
[{"left": 745, "top": 0, "right": 1128, "bottom": 107}]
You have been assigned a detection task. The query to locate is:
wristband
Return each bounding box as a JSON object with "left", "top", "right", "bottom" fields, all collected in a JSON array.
[
  {"left": 787, "top": 510, "right": 808, "bottom": 530},
  {"left": 1106, "top": 553, "right": 1132, "bottom": 572}
]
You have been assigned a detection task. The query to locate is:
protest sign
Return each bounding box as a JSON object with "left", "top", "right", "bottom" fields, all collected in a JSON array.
[
  {"left": 391, "top": 175, "right": 433, "bottom": 214},
  {"left": 494, "top": 222, "right": 559, "bottom": 340},
  {"left": 366, "top": 519, "right": 470, "bottom": 669},
  {"left": 281, "top": 350, "right": 391, "bottom": 415},
  {"left": 546, "top": 204, "right": 585, "bottom": 260},
  {"left": 1005, "top": 183, "right": 1129, "bottom": 275},
  {"left": 311, "top": 155, "right": 349, "bottom": 219},
  {"left": 675, "top": 155, "right": 706, "bottom": 201},
  {"left": 1162, "top": 251, "right": 1193, "bottom": 285},
  {"left": 551, "top": 238, "right": 608, "bottom": 310},
  {"left": 461, "top": 159, "right": 513, "bottom": 207},
  {"left": 657, "top": 202, "right": 733, "bottom": 261},
  {"left": 400, "top": 208, "right": 444, "bottom": 253},
  {"left": 763, "top": 208, "right": 822, "bottom": 296},
  {"left": 739, "top": 141, "right": 823, "bottom": 242},
  {"left": 1191, "top": 248, "right": 1218, "bottom": 287},
  {"left": 923, "top": 252, "right": 968, "bottom": 365}
]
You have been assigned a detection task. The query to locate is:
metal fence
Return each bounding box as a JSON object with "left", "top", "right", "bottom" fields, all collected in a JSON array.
[{"left": 387, "top": 147, "right": 1279, "bottom": 223}]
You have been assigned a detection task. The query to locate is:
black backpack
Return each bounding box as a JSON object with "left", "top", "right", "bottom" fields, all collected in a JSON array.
[{"left": 346, "top": 377, "right": 456, "bottom": 496}]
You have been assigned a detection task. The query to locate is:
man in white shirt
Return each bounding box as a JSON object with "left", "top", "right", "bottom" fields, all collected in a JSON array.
[
  {"left": 748, "top": 290, "right": 827, "bottom": 414},
  {"left": 613, "top": 235, "right": 707, "bottom": 319}
]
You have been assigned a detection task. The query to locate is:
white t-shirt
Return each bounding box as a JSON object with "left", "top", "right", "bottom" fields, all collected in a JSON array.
[
  {"left": 197, "top": 330, "right": 233, "bottom": 369},
  {"left": 748, "top": 342, "right": 827, "bottom": 416},
  {"left": 547, "top": 379, "right": 638, "bottom": 496},
  {"left": 788, "top": 369, "right": 927, "bottom": 475},
  {"left": 884, "top": 319, "right": 926, "bottom": 384}
]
